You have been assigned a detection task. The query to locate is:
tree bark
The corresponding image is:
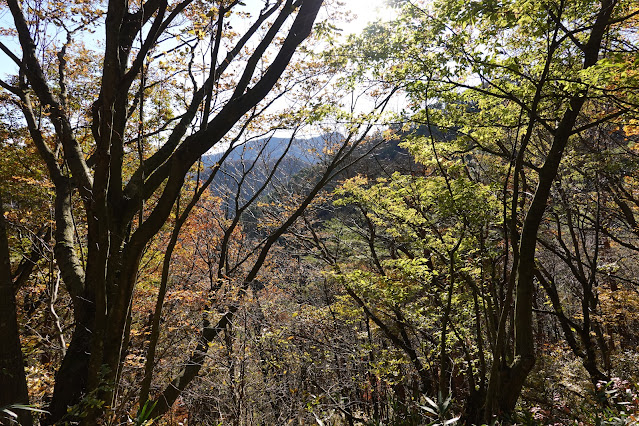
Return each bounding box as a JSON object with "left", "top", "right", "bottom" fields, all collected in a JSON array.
[
  {"left": 0, "top": 193, "right": 32, "bottom": 426},
  {"left": 44, "top": 306, "right": 94, "bottom": 425}
]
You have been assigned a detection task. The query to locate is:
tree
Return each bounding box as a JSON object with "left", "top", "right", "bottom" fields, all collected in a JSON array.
[
  {"left": 0, "top": 191, "right": 32, "bottom": 426},
  {"left": 334, "top": 0, "right": 639, "bottom": 421},
  {"left": 0, "top": 0, "right": 328, "bottom": 422}
]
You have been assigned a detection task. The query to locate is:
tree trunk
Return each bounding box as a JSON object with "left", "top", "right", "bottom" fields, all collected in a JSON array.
[
  {"left": 0, "top": 193, "right": 32, "bottom": 426},
  {"left": 484, "top": 0, "right": 617, "bottom": 418},
  {"left": 43, "top": 307, "right": 93, "bottom": 425}
]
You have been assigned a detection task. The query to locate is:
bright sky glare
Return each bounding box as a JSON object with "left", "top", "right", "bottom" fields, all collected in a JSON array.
[{"left": 340, "top": 0, "right": 395, "bottom": 35}]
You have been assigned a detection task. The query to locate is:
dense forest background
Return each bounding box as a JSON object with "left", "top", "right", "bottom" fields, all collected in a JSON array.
[{"left": 1, "top": 0, "right": 639, "bottom": 424}]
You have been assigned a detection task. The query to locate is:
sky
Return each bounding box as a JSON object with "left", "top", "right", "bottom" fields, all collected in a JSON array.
[
  {"left": 340, "top": 0, "right": 394, "bottom": 34},
  {"left": 0, "top": 0, "right": 395, "bottom": 78}
]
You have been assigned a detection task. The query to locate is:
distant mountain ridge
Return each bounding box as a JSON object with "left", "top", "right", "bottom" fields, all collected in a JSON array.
[
  {"left": 202, "top": 133, "right": 342, "bottom": 168},
  {"left": 198, "top": 133, "right": 343, "bottom": 211}
]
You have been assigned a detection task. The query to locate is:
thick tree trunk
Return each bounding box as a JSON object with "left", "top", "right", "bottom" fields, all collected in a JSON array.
[
  {"left": 43, "top": 180, "right": 95, "bottom": 425},
  {"left": 43, "top": 307, "right": 93, "bottom": 425},
  {"left": 0, "top": 193, "right": 32, "bottom": 426}
]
